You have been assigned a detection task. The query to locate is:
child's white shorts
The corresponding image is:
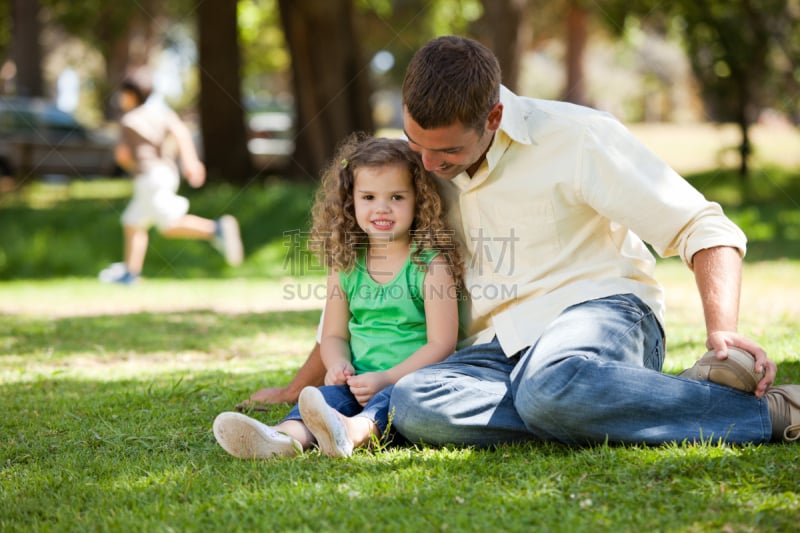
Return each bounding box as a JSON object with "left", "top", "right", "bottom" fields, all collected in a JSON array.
[{"left": 121, "top": 164, "right": 189, "bottom": 230}]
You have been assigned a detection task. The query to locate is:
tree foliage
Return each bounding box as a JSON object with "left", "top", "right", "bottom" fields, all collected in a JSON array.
[
  {"left": 237, "top": 0, "right": 290, "bottom": 95},
  {"left": 601, "top": 0, "right": 800, "bottom": 175},
  {"left": 17, "top": 0, "right": 783, "bottom": 183},
  {"left": 0, "top": 0, "right": 11, "bottom": 62},
  {"left": 6, "top": 0, "right": 500, "bottom": 184},
  {"left": 42, "top": 0, "right": 169, "bottom": 117},
  {"left": 470, "top": 0, "right": 530, "bottom": 92}
]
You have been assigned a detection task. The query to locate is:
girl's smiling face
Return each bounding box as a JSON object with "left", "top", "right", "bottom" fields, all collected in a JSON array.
[{"left": 353, "top": 163, "right": 416, "bottom": 245}]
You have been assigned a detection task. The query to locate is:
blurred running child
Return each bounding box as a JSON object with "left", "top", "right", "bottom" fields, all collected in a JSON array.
[{"left": 99, "top": 68, "right": 242, "bottom": 284}]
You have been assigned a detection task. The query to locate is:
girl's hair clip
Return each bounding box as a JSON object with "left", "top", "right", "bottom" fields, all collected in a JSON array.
[{"left": 340, "top": 158, "right": 349, "bottom": 168}]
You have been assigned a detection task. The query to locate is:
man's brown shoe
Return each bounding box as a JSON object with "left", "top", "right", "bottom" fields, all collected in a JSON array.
[
  {"left": 765, "top": 385, "right": 800, "bottom": 442},
  {"left": 678, "top": 347, "right": 764, "bottom": 393}
]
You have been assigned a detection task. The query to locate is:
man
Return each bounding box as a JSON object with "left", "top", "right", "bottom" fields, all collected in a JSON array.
[{"left": 243, "top": 35, "right": 799, "bottom": 446}]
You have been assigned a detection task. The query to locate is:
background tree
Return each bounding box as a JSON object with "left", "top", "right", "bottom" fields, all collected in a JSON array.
[
  {"left": 2, "top": 0, "right": 793, "bottom": 190},
  {"left": 237, "top": 0, "right": 290, "bottom": 97},
  {"left": 756, "top": 1, "right": 799, "bottom": 126},
  {"left": 470, "top": 0, "right": 529, "bottom": 92},
  {"left": 356, "top": 0, "right": 446, "bottom": 89},
  {"left": 677, "top": 1, "right": 781, "bottom": 176},
  {"left": 0, "top": 0, "right": 10, "bottom": 73},
  {"left": 527, "top": 0, "right": 592, "bottom": 105},
  {"left": 197, "top": 0, "right": 253, "bottom": 183},
  {"left": 10, "top": 0, "right": 44, "bottom": 97},
  {"left": 562, "top": 0, "right": 588, "bottom": 105},
  {"left": 277, "top": 0, "right": 373, "bottom": 180},
  {"left": 42, "top": 0, "right": 167, "bottom": 118},
  {"left": 40, "top": 0, "right": 253, "bottom": 183}
]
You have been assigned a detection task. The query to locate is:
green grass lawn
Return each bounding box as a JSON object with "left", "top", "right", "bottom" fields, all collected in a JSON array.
[
  {"left": 0, "top": 177, "right": 321, "bottom": 280},
  {"left": 1, "top": 171, "right": 800, "bottom": 531}
]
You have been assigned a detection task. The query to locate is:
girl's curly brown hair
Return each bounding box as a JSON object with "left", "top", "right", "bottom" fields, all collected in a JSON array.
[{"left": 310, "top": 133, "right": 464, "bottom": 288}]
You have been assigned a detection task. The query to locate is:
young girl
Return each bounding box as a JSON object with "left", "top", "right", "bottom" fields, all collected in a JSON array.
[{"left": 213, "top": 134, "right": 463, "bottom": 458}]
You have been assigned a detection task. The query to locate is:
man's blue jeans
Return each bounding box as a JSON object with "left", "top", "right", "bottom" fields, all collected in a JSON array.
[{"left": 390, "top": 294, "right": 773, "bottom": 446}]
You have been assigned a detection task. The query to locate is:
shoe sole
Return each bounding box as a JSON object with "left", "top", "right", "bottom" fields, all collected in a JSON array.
[
  {"left": 98, "top": 262, "right": 126, "bottom": 282},
  {"left": 98, "top": 263, "right": 138, "bottom": 284},
  {"left": 212, "top": 412, "right": 298, "bottom": 459},
  {"left": 679, "top": 347, "right": 764, "bottom": 392},
  {"left": 298, "top": 387, "right": 354, "bottom": 458},
  {"left": 218, "top": 215, "right": 243, "bottom": 266}
]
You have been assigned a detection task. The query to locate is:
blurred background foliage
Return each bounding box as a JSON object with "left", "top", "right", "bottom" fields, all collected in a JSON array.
[
  {"left": 0, "top": 179, "right": 318, "bottom": 279},
  {"left": 0, "top": 0, "right": 797, "bottom": 183},
  {"left": 0, "top": 0, "right": 798, "bottom": 280}
]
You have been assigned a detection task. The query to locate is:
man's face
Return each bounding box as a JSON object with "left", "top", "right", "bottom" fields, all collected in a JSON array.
[{"left": 402, "top": 103, "right": 502, "bottom": 180}]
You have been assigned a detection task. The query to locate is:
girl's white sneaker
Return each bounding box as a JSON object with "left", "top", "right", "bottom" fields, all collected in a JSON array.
[
  {"left": 298, "top": 387, "right": 354, "bottom": 457},
  {"left": 213, "top": 412, "right": 301, "bottom": 459}
]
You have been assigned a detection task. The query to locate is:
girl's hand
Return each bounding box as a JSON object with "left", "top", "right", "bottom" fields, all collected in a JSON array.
[
  {"left": 324, "top": 363, "right": 355, "bottom": 386},
  {"left": 347, "top": 372, "right": 391, "bottom": 406}
]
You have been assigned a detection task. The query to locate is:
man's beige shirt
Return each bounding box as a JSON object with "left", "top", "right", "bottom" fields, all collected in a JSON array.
[{"left": 439, "top": 87, "right": 747, "bottom": 356}]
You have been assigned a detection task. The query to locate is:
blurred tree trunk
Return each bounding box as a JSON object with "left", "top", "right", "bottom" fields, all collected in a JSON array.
[
  {"left": 100, "top": 13, "right": 157, "bottom": 120},
  {"left": 11, "top": 0, "right": 44, "bottom": 96},
  {"left": 44, "top": 0, "right": 163, "bottom": 119},
  {"left": 563, "top": 0, "right": 588, "bottom": 105},
  {"left": 471, "top": 0, "right": 529, "bottom": 92},
  {"left": 197, "top": 0, "right": 253, "bottom": 183},
  {"left": 277, "top": 0, "right": 373, "bottom": 181}
]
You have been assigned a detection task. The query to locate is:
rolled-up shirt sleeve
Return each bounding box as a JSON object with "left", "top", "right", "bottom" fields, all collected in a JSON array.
[
  {"left": 580, "top": 114, "right": 747, "bottom": 268},
  {"left": 671, "top": 205, "right": 747, "bottom": 268}
]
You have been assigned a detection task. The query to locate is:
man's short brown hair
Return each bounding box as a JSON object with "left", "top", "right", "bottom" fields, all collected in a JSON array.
[{"left": 402, "top": 35, "right": 501, "bottom": 132}]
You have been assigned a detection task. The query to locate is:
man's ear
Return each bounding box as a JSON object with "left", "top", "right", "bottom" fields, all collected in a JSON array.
[{"left": 486, "top": 102, "right": 503, "bottom": 132}]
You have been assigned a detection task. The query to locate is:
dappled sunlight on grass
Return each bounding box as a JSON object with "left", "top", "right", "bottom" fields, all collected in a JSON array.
[
  {"left": 3, "top": 329, "right": 799, "bottom": 531},
  {"left": 655, "top": 259, "right": 800, "bottom": 373},
  {"left": 0, "top": 308, "right": 319, "bottom": 384},
  {"left": 0, "top": 347, "right": 312, "bottom": 385},
  {"left": 0, "top": 179, "right": 133, "bottom": 209},
  {"left": 0, "top": 277, "right": 325, "bottom": 316}
]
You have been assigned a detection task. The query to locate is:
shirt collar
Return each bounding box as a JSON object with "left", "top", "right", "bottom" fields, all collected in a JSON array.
[
  {"left": 496, "top": 85, "right": 533, "bottom": 146},
  {"left": 480, "top": 86, "right": 533, "bottom": 175},
  {"left": 451, "top": 86, "right": 534, "bottom": 188}
]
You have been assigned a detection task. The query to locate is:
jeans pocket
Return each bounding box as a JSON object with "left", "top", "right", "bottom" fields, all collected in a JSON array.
[
  {"left": 605, "top": 293, "right": 665, "bottom": 371},
  {"left": 644, "top": 339, "right": 665, "bottom": 371}
]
